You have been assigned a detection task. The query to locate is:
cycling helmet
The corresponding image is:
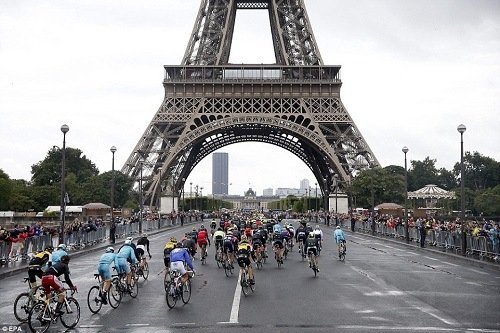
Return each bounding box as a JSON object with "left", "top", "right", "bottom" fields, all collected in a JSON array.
[
  {"left": 200, "top": 225, "right": 205, "bottom": 229},
  {"left": 61, "top": 255, "right": 70, "bottom": 264},
  {"left": 192, "top": 228, "right": 197, "bottom": 232},
  {"left": 142, "top": 233, "right": 148, "bottom": 238},
  {"left": 105, "top": 247, "right": 114, "bottom": 253},
  {"left": 124, "top": 239, "right": 132, "bottom": 245},
  {"left": 336, "top": 226, "right": 341, "bottom": 229},
  {"left": 126, "top": 236, "right": 133, "bottom": 241},
  {"left": 176, "top": 241, "right": 183, "bottom": 248},
  {"left": 315, "top": 225, "right": 319, "bottom": 229},
  {"left": 241, "top": 235, "right": 248, "bottom": 241},
  {"left": 227, "top": 230, "right": 233, "bottom": 235},
  {"left": 308, "top": 232, "right": 315, "bottom": 238},
  {"left": 170, "top": 236, "right": 177, "bottom": 242},
  {"left": 57, "top": 244, "right": 67, "bottom": 251}
]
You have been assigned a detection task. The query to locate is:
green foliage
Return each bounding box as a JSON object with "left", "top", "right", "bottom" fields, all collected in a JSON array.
[
  {"left": 31, "top": 147, "right": 99, "bottom": 186},
  {"left": 473, "top": 185, "right": 500, "bottom": 216},
  {"left": 453, "top": 151, "right": 500, "bottom": 190},
  {"left": 350, "top": 167, "right": 405, "bottom": 208},
  {"left": 408, "top": 157, "right": 439, "bottom": 191}
]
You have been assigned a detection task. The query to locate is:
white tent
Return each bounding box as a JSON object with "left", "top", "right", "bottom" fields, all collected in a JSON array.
[{"left": 407, "top": 184, "right": 456, "bottom": 208}]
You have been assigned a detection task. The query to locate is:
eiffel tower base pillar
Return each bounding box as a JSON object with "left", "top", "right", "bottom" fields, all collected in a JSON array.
[
  {"left": 329, "top": 193, "right": 348, "bottom": 215},
  {"left": 160, "top": 196, "right": 178, "bottom": 215}
]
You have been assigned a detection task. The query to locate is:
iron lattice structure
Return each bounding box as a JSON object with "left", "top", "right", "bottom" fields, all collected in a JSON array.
[{"left": 122, "top": 0, "right": 379, "bottom": 208}]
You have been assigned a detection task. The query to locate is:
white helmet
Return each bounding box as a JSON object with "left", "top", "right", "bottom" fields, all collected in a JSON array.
[
  {"left": 336, "top": 226, "right": 341, "bottom": 229},
  {"left": 124, "top": 239, "right": 132, "bottom": 245},
  {"left": 126, "top": 236, "right": 133, "bottom": 241},
  {"left": 105, "top": 247, "right": 114, "bottom": 253}
]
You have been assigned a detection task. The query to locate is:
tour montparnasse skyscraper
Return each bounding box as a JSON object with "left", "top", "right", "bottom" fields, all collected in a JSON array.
[{"left": 212, "top": 152, "right": 229, "bottom": 195}]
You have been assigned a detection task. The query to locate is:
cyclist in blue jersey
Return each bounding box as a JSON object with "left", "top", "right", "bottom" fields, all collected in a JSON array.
[
  {"left": 115, "top": 239, "right": 137, "bottom": 291},
  {"left": 170, "top": 242, "right": 195, "bottom": 286},
  {"left": 273, "top": 223, "right": 282, "bottom": 235},
  {"left": 51, "top": 244, "right": 68, "bottom": 265},
  {"left": 333, "top": 226, "right": 346, "bottom": 258},
  {"left": 97, "top": 247, "right": 116, "bottom": 304}
]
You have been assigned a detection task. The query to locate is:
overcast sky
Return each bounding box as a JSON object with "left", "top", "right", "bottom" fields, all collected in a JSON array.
[{"left": 1, "top": 0, "right": 499, "bottom": 196}]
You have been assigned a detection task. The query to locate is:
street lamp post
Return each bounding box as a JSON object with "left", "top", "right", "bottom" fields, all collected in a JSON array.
[
  {"left": 200, "top": 187, "right": 204, "bottom": 211},
  {"left": 402, "top": 146, "right": 409, "bottom": 244},
  {"left": 190, "top": 182, "right": 193, "bottom": 211},
  {"left": 182, "top": 178, "right": 186, "bottom": 211},
  {"left": 110, "top": 146, "right": 117, "bottom": 244},
  {"left": 315, "top": 182, "right": 318, "bottom": 211},
  {"left": 139, "top": 161, "right": 144, "bottom": 234},
  {"left": 171, "top": 176, "right": 175, "bottom": 213},
  {"left": 334, "top": 175, "right": 339, "bottom": 214},
  {"left": 458, "top": 124, "right": 467, "bottom": 256},
  {"left": 59, "top": 124, "right": 69, "bottom": 245}
]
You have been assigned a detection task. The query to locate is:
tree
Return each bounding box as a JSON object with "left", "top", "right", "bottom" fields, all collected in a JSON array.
[
  {"left": 408, "top": 157, "right": 439, "bottom": 191},
  {"left": 350, "top": 167, "right": 405, "bottom": 208},
  {"left": 0, "top": 168, "right": 13, "bottom": 210},
  {"left": 437, "top": 168, "right": 457, "bottom": 190},
  {"left": 474, "top": 185, "right": 500, "bottom": 216},
  {"left": 31, "top": 147, "right": 99, "bottom": 186},
  {"left": 454, "top": 151, "right": 500, "bottom": 190}
]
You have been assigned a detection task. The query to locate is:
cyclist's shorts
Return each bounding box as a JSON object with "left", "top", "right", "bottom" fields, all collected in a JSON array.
[
  {"left": 170, "top": 260, "right": 187, "bottom": 275},
  {"left": 41, "top": 275, "right": 63, "bottom": 295},
  {"left": 273, "top": 240, "right": 284, "bottom": 249},
  {"left": 223, "top": 240, "right": 234, "bottom": 253},
  {"left": 98, "top": 263, "right": 112, "bottom": 280},
  {"left": 116, "top": 258, "right": 131, "bottom": 274},
  {"left": 163, "top": 256, "right": 171, "bottom": 268},
  {"left": 215, "top": 239, "right": 223, "bottom": 249},
  {"left": 314, "top": 234, "right": 322, "bottom": 240},
  {"left": 136, "top": 248, "right": 145, "bottom": 259},
  {"left": 237, "top": 255, "right": 251, "bottom": 268},
  {"left": 307, "top": 247, "right": 318, "bottom": 256},
  {"left": 197, "top": 239, "right": 208, "bottom": 247}
]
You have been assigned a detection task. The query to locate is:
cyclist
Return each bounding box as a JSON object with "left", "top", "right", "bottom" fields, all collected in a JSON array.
[
  {"left": 210, "top": 220, "right": 217, "bottom": 236},
  {"left": 272, "top": 228, "right": 285, "bottom": 264},
  {"left": 41, "top": 255, "right": 77, "bottom": 316},
  {"left": 115, "top": 239, "right": 138, "bottom": 292},
  {"left": 286, "top": 224, "right": 295, "bottom": 247},
  {"left": 190, "top": 227, "right": 198, "bottom": 243},
  {"left": 222, "top": 230, "right": 237, "bottom": 267},
  {"left": 280, "top": 227, "right": 291, "bottom": 256},
  {"left": 51, "top": 243, "right": 68, "bottom": 265},
  {"left": 295, "top": 223, "right": 307, "bottom": 254},
  {"left": 97, "top": 247, "right": 116, "bottom": 304},
  {"left": 197, "top": 225, "right": 211, "bottom": 260},
  {"left": 273, "top": 222, "right": 283, "bottom": 236},
  {"left": 136, "top": 233, "right": 151, "bottom": 272},
  {"left": 170, "top": 241, "right": 195, "bottom": 287},
  {"left": 304, "top": 232, "right": 320, "bottom": 271},
  {"left": 213, "top": 227, "right": 225, "bottom": 252},
  {"left": 313, "top": 225, "right": 323, "bottom": 251},
  {"left": 164, "top": 237, "right": 177, "bottom": 269},
  {"left": 334, "top": 226, "right": 346, "bottom": 259},
  {"left": 182, "top": 233, "right": 197, "bottom": 259},
  {"left": 28, "top": 246, "right": 53, "bottom": 293},
  {"left": 251, "top": 228, "right": 264, "bottom": 260},
  {"left": 236, "top": 235, "right": 255, "bottom": 285}
]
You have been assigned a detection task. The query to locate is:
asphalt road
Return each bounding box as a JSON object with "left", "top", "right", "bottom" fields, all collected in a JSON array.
[{"left": 1, "top": 221, "right": 499, "bottom": 333}]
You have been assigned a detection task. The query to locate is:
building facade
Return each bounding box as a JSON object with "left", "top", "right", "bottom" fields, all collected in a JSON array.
[{"left": 212, "top": 152, "right": 228, "bottom": 195}]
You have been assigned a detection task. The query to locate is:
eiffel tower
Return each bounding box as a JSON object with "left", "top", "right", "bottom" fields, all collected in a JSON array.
[{"left": 122, "top": 0, "right": 379, "bottom": 209}]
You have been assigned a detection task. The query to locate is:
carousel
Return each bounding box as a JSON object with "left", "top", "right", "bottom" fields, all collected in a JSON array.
[{"left": 407, "top": 184, "right": 456, "bottom": 216}]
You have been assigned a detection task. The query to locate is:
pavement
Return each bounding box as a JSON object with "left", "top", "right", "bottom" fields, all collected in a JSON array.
[
  {"left": 322, "top": 221, "right": 500, "bottom": 272},
  {"left": 0, "top": 219, "right": 202, "bottom": 280}
]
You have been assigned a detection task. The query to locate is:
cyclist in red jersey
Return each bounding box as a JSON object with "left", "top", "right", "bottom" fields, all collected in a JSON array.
[{"left": 197, "top": 225, "right": 211, "bottom": 260}]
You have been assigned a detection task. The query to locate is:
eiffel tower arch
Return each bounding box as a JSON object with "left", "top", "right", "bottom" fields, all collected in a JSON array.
[{"left": 122, "top": 0, "right": 379, "bottom": 210}]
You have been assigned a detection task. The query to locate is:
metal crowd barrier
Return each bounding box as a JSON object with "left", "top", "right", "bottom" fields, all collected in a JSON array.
[
  {"left": 351, "top": 220, "right": 498, "bottom": 261},
  {"left": 0, "top": 241, "right": 9, "bottom": 263}
]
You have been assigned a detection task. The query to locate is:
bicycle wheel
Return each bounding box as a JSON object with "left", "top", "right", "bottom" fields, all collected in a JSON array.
[
  {"left": 129, "top": 279, "right": 139, "bottom": 298},
  {"left": 60, "top": 297, "right": 80, "bottom": 329},
  {"left": 108, "top": 281, "right": 121, "bottom": 309},
  {"left": 14, "top": 292, "right": 32, "bottom": 322},
  {"left": 142, "top": 262, "right": 149, "bottom": 280},
  {"left": 28, "top": 302, "right": 50, "bottom": 333},
  {"left": 165, "top": 282, "right": 177, "bottom": 309},
  {"left": 181, "top": 279, "right": 192, "bottom": 304},
  {"left": 86, "top": 286, "right": 102, "bottom": 314},
  {"left": 164, "top": 271, "right": 171, "bottom": 292},
  {"left": 256, "top": 260, "right": 262, "bottom": 270},
  {"left": 224, "top": 261, "right": 232, "bottom": 277},
  {"left": 241, "top": 273, "right": 250, "bottom": 296}
]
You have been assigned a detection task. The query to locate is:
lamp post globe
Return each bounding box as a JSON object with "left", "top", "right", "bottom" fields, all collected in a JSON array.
[{"left": 457, "top": 124, "right": 466, "bottom": 256}]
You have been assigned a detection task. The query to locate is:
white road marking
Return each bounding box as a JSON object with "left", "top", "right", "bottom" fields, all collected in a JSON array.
[
  {"left": 126, "top": 323, "right": 150, "bottom": 327},
  {"left": 424, "top": 256, "right": 439, "bottom": 261},
  {"left": 415, "top": 306, "right": 458, "bottom": 325},
  {"left": 465, "top": 281, "right": 482, "bottom": 287},
  {"left": 228, "top": 269, "right": 243, "bottom": 323},
  {"left": 338, "top": 326, "right": 461, "bottom": 331},
  {"left": 80, "top": 325, "right": 104, "bottom": 328},
  {"left": 364, "top": 291, "right": 404, "bottom": 296}
]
